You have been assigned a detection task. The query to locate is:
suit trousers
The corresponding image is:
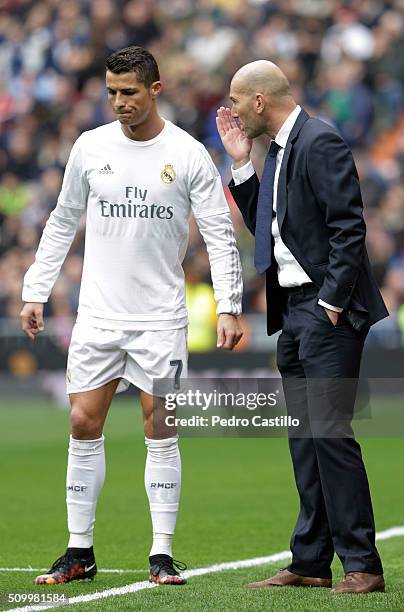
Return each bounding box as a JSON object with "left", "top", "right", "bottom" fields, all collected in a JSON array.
[{"left": 276, "top": 284, "right": 383, "bottom": 578}]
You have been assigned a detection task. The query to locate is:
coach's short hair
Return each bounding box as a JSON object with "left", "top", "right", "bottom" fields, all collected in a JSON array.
[{"left": 105, "top": 46, "right": 160, "bottom": 87}]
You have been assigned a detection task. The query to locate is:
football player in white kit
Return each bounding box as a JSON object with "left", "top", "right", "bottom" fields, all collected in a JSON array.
[{"left": 20, "top": 46, "right": 243, "bottom": 586}]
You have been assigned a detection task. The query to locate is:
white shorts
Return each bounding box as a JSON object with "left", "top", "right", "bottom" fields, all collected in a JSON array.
[{"left": 66, "top": 322, "right": 188, "bottom": 396}]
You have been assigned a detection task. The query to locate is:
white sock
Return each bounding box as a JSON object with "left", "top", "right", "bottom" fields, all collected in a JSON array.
[
  {"left": 144, "top": 435, "right": 181, "bottom": 558},
  {"left": 66, "top": 435, "right": 105, "bottom": 549}
]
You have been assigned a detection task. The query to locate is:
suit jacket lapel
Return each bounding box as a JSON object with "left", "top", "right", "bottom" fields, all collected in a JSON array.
[{"left": 276, "top": 108, "right": 310, "bottom": 232}]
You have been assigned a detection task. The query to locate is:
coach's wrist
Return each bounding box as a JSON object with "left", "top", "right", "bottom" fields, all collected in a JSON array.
[{"left": 232, "top": 157, "right": 250, "bottom": 170}]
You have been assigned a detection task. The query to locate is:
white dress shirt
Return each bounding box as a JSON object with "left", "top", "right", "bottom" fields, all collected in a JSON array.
[{"left": 231, "top": 105, "right": 342, "bottom": 313}]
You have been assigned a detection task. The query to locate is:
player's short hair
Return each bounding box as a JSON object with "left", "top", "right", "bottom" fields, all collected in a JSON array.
[{"left": 105, "top": 46, "right": 160, "bottom": 87}]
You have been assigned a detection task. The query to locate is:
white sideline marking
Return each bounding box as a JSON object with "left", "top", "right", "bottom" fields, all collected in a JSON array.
[
  {"left": 4, "top": 526, "right": 404, "bottom": 612},
  {"left": 0, "top": 568, "right": 145, "bottom": 574},
  {"left": 376, "top": 526, "right": 404, "bottom": 541}
]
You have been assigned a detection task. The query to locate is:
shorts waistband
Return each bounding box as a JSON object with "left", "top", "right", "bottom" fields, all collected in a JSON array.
[{"left": 286, "top": 283, "right": 317, "bottom": 298}]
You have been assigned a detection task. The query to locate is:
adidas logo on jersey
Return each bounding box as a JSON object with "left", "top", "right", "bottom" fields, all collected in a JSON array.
[{"left": 99, "top": 164, "right": 114, "bottom": 174}]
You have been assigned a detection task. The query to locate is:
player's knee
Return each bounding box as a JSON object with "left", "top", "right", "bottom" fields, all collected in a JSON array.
[{"left": 70, "top": 406, "right": 102, "bottom": 439}]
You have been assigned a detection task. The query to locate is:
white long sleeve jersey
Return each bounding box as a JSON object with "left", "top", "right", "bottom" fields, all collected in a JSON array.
[{"left": 23, "top": 120, "right": 243, "bottom": 330}]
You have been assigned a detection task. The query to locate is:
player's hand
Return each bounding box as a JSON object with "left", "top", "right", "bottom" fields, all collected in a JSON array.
[
  {"left": 216, "top": 107, "right": 252, "bottom": 168},
  {"left": 324, "top": 307, "right": 339, "bottom": 327},
  {"left": 20, "top": 302, "right": 45, "bottom": 340},
  {"left": 217, "top": 313, "right": 243, "bottom": 351}
]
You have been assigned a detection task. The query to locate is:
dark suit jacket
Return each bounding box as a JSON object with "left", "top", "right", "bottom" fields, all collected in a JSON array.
[{"left": 229, "top": 108, "right": 388, "bottom": 335}]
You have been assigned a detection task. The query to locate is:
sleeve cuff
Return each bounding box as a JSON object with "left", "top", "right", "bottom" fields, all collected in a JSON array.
[
  {"left": 22, "top": 288, "right": 48, "bottom": 303},
  {"left": 216, "top": 300, "right": 242, "bottom": 316},
  {"left": 318, "top": 299, "right": 343, "bottom": 313},
  {"left": 231, "top": 160, "right": 254, "bottom": 186}
]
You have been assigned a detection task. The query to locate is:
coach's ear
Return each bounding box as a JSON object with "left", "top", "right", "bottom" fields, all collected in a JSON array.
[
  {"left": 255, "top": 92, "right": 265, "bottom": 114},
  {"left": 150, "top": 81, "right": 162, "bottom": 99}
]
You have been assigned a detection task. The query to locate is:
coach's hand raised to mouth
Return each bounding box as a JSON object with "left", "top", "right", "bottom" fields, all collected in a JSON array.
[
  {"left": 217, "top": 313, "right": 243, "bottom": 350},
  {"left": 216, "top": 106, "right": 252, "bottom": 169},
  {"left": 20, "top": 302, "right": 45, "bottom": 340}
]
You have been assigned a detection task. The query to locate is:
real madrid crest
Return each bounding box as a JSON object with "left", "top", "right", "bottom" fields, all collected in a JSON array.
[{"left": 161, "top": 164, "right": 176, "bottom": 184}]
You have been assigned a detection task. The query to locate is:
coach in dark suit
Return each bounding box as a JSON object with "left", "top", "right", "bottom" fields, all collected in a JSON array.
[{"left": 217, "top": 60, "right": 388, "bottom": 594}]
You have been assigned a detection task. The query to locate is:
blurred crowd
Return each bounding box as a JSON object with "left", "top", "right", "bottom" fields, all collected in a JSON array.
[{"left": 1, "top": 0, "right": 404, "bottom": 350}]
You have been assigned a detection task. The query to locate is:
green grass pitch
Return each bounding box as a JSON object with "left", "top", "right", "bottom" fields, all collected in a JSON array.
[{"left": 0, "top": 399, "right": 403, "bottom": 611}]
